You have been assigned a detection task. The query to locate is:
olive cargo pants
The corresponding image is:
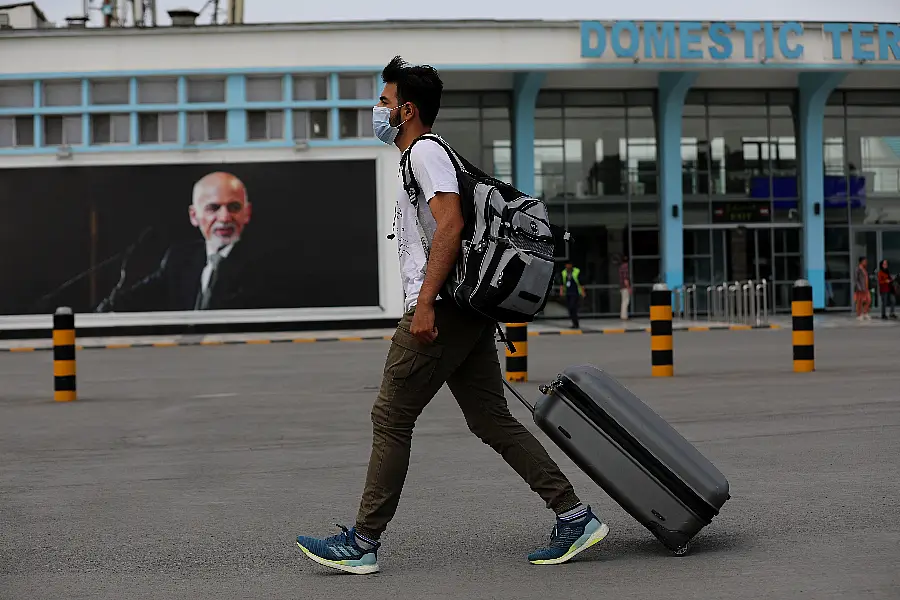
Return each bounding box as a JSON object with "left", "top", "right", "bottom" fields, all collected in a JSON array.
[{"left": 355, "top": 300, "right": 581, "bottom": 540}]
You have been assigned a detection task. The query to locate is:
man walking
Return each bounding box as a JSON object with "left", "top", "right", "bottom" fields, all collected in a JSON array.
[
  {"left": 295, "top": 56, "right": 608, "bottom": 574},
  {"left": 559, "top": 262, "right": 586, "bottom": 329}
]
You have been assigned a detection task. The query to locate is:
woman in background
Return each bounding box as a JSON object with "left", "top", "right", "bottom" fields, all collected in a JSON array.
[{"left": 877, "top": 259, "right": 896, "bottom": 320}]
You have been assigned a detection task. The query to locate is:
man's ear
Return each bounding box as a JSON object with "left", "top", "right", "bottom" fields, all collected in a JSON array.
[
  {"left": 403, "top": 102, "right": 415, "bottom": 122},
  {"left": 188, "top": 205, "right": 199, "bottom": 227},
  {"left": 245, "top": 202, "right": 252, "bottom": 223}
]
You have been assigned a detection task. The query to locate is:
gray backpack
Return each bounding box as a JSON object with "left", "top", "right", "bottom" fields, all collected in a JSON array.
[{"left": 400, "top": 133, "right": 568, "bottom": 335}]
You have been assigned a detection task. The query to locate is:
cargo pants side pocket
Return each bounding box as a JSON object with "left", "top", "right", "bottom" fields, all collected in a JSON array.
[{"left": 384, "top": 328, "right": 445, "bottom": 392}]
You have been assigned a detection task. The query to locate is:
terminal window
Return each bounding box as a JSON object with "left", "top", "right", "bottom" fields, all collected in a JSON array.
[
  {"left": 137, "top": 78, "right": 177, "bottom": 104},
  {"left": 0, "top": 82, "right": 33, "bottom": 108},
  {"left": 339, "top": 109, "right": 373, "bottom": 139},
  {"left": 292, "top": 76, "right": 328, "bottom": 101},
  {"left": 246, "top": 76, "right": 283, "bottom": 103},
  {"left": 338, "top": 75, "right": 374, "bottom": 100},
  {"left": 90, "top": 79, "right": 129, "bottom": 105},
  {"left": 43, "top": 115, "right": 82, "bottom": 146},
  {"left": 90, "top": 113, "right": 130, "bottom": 145},
  {"left": 138, "top": 113, "right": 177, "bottom": 144},
  {"left": 42, "top": 81, "right": 80, "bottom": 107},
  {"left": 186, "top": 78, "right": 226, "bottom": 103},
  {"left": 247, "top": 110, "right": 284, "bottom": 140},
  {"left": 187, "top": 111, "right": 227, "bottom": 143},
  {"left": 437, "top": 91, "right": 512, "bottom": 181},
  {"left": 0, "top": 115, "right": 34, "bottom": 147},
  {"left": 292, "top": 109, "right": 328, "bottom": 140}
]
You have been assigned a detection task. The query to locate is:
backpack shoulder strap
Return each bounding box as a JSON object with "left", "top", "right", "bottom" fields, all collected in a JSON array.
[
  {"left": 425, "top": 133, "right": 528, "bottom": 202},
  {"left": 399, "top": 133, "right": 464, "bottom": 206},
  {"left": 399, "top": 136, "right": 424, "bottom": 206},
  {"left": 398, "top": 135, "right": 450, "bottom": 260},
  {"left": 411, "top": 133, "right": 466, "bottom": 176}
]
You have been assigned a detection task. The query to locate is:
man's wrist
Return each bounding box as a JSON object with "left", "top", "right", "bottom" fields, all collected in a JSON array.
[{"left": 417, "top": 296, "right": 436, "bottom": 308}]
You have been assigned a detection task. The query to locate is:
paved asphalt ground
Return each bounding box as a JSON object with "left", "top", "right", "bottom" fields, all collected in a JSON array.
[{"left": 2, "top": 327, "right": 899, "bottom": 600}]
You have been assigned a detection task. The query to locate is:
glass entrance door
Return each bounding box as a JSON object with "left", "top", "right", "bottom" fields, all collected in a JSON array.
[
  {"left": 882, "top": 231, "right": 900, "bottom": 270},
  {"left": 685, "top": 226, "right": 801, "bottom": 315},
  {"left": 771, "top": 228, "right": 803, "bottom": 313}
]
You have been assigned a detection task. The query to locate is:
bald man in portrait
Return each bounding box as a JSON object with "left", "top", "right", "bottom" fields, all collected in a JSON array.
[{"left": 96, "top": 171, "right": 285, "bottom": 312}]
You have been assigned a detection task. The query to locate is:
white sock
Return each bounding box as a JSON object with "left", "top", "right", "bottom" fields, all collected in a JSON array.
[
  {"left": 353, "top": 530, "right": 378, "bottom": 551},
  {"left": 557, "top": 503, "right": 588, "bottom": 522}
]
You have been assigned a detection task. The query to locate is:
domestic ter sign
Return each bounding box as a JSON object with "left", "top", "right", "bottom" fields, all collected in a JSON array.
[{"left": 580, "top": 21, "right": 900, "bottom": 62}]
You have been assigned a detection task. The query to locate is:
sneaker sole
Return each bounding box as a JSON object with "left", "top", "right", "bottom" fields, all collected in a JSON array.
[
  {"left": 296, "top": 542, "right": 380, "bottom": 575},
  {"left": 529, "top": 521, "right": 610, "bottom": 565}
]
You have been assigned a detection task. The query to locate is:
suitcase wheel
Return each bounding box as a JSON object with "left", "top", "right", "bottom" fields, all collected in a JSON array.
[{"left": 670, "top": 542, "right": 691, "bottom": 557}]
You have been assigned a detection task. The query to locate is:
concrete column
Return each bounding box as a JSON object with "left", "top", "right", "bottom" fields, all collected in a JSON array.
[
  {"left": 328, "top": 73, "right": 341, "bottom": 141},
  {"left": 283, "top": 75, "right": 294, "bottom": 140},
  {"left": 511, "top": 72, "right": 544, "bottom": 195},
  {"left": 226, "top": 75, "right": 246, "bottom": 145},
  {"left": 798, "top": 72, "right": 845, "bottom": 309},
  {"left": 177, "top": 77, "right": 187, "bottom": 145},
  {"left": 81, "top": 79, "right": 90, "bottom": 146},
  {"left": 32, "top": 81, "right": 43, "bottom": 147},
  {"left": 129, "top": 77, "right": 139, "bottom": 145},
  {"left": 658, "top": 72, "right": 697, "bottom": 290}
]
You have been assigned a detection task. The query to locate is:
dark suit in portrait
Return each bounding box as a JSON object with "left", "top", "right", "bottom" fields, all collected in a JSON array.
[{"left": 96, "top": 234, "right": 287, "bottom": 313}]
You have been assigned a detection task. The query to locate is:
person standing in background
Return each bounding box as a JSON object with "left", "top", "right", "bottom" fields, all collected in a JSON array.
[
  {"left": 855, "top": 256, "right": 871, "bottom": 321},
  {"left": 877, "top": 259, "right": 896, "bottom": 320},
  {"left": 100, "top": 0, "right": 115, "bottom": 26},
  {"left": 559, "top": 262, "right": 585, "bottom": 329},
  {"left": 619, "top": 255, "right": 631, "bottom": 321}
]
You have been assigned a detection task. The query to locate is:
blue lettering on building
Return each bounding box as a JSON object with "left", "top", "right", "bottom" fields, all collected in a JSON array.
[
  {"left": 644, "top": 22, "right": 676, "bottom": 59},
  {"left": 707, "top": 23, "right": 731, "bottom": 60},
  {"left": 733, "top": 22, "right": 760, "bottom": 59},
  {"left": 779, "top": 22, "right": 804, "bottom": 59},
  {"left": 580, "top": 21, "right": 900, "bottom": 61}
]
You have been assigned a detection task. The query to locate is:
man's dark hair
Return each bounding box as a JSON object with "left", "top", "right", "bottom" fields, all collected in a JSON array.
[
  {"left": 381, "top": 55, "right": 443, "bottom": 128},
  {"left": 859, "top": 256, "right": 867, "bottom": 264}
]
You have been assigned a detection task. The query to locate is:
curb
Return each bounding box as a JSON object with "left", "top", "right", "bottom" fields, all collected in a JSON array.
[
  {"left": 0, "top": 334, "right": 395, "bottom": 353},
  {"left": 0, "top": 323, "right": 781, "bottom": 353},
  {"left": 527, "top": 324, "right": 780, "bottom": 337}
]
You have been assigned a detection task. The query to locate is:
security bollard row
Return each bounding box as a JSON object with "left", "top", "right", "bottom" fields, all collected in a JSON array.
[{"left": 704, "top": 279, "right": 769, "bottom": 326}]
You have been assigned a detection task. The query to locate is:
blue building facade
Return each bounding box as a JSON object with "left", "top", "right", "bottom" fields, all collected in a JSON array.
[{"left": 1, "top": 19, "right": 899, "bottom": 327}]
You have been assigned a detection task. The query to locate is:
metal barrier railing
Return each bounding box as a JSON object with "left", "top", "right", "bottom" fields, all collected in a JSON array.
[
  {"left": 699, "top": 279, "right": 769, "bottom": 325},
  {"left": 673, "top": 284, "right": 698, "bottom": 322}
]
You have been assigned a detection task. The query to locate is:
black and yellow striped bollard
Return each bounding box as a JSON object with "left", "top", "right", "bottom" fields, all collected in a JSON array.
[
  {"left": 505, "top": 323, "right": 528, "bottom": 382},
  {"left": 53, "top": 307, "right": 77, "bottom": 402},
  {"left": 650, "top": 283, "right": 674, "bottom": 377},
  {"left": 792, "top": 280, "right": 814, "bottom": 373}
]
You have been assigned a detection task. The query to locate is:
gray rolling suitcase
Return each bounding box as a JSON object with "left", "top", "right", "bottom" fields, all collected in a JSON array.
[{"left": 504, "top": 365, "right": 730, "bottom": 555}]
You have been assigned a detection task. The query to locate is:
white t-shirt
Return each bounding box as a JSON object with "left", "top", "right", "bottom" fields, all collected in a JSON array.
[{"left": 394, "top": 138, "right": 460, "bottom": 312}]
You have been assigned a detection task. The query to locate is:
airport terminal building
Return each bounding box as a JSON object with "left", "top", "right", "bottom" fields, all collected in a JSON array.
[{"left": 1, "top": 15, "right": 899, "bottom": 331}]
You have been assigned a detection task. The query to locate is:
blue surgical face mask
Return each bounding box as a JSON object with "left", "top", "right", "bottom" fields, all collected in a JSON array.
[{"left": 372, "top": 105, "right": 407, "bottom": 145}]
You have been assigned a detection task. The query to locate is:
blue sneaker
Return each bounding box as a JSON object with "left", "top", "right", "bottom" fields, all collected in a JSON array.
[
  {"left": 296, "top": 525, "right": 380, "bottom": 574},
  {"left": 528, "top": 506, "right": 609, "bottom": 565}
]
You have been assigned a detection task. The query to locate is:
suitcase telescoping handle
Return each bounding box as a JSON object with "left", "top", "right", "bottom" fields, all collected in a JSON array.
[{"left": 501, "top": 378, "right": 535, "bottom": 413}]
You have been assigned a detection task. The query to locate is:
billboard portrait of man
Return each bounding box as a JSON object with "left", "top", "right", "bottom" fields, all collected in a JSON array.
[
  {"left": 189, "top": 171, "right": 253, "bottom": 309},
  {"left": 96, "top": 171, "right": 282, "bottom": 313},
  {"left": 0, "top": 158, "right": 379, "bottom": 317}
]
